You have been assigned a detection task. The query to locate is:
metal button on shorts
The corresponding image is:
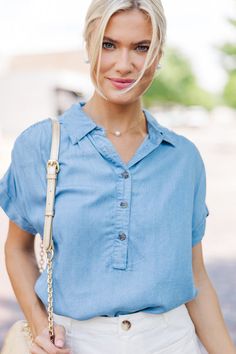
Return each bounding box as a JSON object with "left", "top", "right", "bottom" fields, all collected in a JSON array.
[{"left": 121, "top": 320, "right": 132, "bottom": 331}]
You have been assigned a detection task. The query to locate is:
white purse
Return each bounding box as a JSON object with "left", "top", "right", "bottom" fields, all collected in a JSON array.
[{"left": 1, "top": 118, "right": 60, "bottom": 354}]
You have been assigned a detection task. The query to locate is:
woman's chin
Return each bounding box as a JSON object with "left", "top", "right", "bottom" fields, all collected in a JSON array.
[{"left": 99, "top": 89, "right": 140, "bottom": 105}]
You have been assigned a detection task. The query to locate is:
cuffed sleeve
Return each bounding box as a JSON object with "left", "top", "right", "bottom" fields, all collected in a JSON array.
[
  {"left": 192, "top": 159, "right": 210, "bottom": 247},
  {"left": 0, "top": 138, "right": 38, "bottom": 235}
]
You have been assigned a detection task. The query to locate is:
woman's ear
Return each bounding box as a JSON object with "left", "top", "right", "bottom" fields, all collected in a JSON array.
[{"left": 153, "top": 51, "right": 162, "bottom": 70}]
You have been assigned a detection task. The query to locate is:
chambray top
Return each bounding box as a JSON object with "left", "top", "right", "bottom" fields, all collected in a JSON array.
[{"left": 0, "top": 101, "right": 209, "bottom": 320}]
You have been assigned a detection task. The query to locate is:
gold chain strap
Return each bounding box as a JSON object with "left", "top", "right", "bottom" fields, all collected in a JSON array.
[
  {"left": 46, "top": 247, "right": 54, "bottom": 342},
  {"left": 36, "top": 240, "right": 54, "bottom": 342},
  {"left": 39, "top": 239, "right": 45, "bottom": 273}
]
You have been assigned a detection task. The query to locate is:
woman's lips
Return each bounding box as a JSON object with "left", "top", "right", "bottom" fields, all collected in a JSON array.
[{"left": 108, "top": 78, "right": 135, "bottom": 90}]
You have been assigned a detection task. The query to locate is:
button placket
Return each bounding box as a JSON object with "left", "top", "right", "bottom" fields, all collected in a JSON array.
[{"left": 112, "top": 168, "right": 132, "bottom": 270}]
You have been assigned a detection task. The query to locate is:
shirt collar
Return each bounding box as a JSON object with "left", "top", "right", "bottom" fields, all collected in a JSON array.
[
  {"left": 143, "top": 108, "right": 176, "bottom": 147},
  {"left": 59, "top": 101, "right": 176, "bottom": 147}
]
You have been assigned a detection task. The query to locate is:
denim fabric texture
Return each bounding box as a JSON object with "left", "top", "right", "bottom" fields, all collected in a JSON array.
[{"left": 0, "top": 101, "right": 209, "bottom": 320}]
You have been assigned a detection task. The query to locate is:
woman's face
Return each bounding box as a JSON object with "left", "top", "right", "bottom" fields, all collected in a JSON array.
[{"left": 91, "top": 9, "right": 161, "bottom": 105}]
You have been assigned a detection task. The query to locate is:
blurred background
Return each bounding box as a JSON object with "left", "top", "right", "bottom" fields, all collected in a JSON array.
[{"left": 0, "top": 0, "right": 236, "bottom": 351}]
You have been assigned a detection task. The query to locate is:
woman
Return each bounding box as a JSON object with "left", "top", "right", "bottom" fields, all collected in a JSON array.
[{"left": 0, "top": 0, "right": 235, "bottom": 353}]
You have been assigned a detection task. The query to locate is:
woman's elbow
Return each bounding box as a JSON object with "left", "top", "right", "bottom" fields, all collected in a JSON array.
[{"left": 4, "top": 220, "right": 35, "bottom": 255}]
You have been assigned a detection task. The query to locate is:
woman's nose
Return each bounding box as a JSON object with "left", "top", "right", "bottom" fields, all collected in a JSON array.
[{"left": 115, "top": 50, "right": 134, "bottom": 73}]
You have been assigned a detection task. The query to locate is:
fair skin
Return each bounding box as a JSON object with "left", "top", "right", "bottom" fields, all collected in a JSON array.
[
  {"left": 4, "top": 8, "right": 236, "bottom": 354},
  {"left": 186, "top": 244, "right": 236, "bottom": 353},
  {"left": 83, "top": 8, "right": 161, "bottom": 165}
]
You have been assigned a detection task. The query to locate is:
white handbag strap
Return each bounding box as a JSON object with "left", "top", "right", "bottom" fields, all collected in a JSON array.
[{"left": 43, "top": 118, "right": 60, "bottom": 251}]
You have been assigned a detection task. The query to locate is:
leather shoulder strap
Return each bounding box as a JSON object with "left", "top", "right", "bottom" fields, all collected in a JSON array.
[{"left": 43, "top": 118, "right": 60, "bottom": 251}]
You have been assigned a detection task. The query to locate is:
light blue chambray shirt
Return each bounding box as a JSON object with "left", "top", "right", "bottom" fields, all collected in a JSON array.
[{"left": 0, "top": 101, "right": 209, "bottom": 320}]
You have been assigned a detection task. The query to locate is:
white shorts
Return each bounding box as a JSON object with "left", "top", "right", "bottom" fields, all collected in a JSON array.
[{"left": 53, "top": 304, "right": 202, "bottom": 354}]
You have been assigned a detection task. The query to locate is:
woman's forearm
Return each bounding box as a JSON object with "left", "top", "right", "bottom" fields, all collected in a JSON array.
[
  {"left": 5, "top": 247, "right": 48, "bottom": 338},
  {"left": 186, "top": 271, "right": 236, "bottom": 354}
]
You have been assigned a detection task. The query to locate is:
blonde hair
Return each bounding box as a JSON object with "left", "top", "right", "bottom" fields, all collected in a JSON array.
[{"left": 83, "top": 0, "right": 167, "bottom": 99}]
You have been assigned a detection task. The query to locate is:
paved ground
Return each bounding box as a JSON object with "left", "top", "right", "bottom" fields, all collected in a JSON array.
[{"left": 0, "top": 116, "right": 236, "bottom": 352}]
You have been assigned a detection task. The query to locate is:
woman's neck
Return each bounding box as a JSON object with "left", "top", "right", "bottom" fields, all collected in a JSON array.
[{"left": 82, "top": 94, "right": 146, "bottom": 135}]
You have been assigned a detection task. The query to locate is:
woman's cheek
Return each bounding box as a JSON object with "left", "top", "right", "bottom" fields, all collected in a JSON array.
[
  {"left": 100, "top": 53, "right": 114, "bottom": 71},
  {"left": 139, "top": 70, "right": 154, "bottom": 90}
]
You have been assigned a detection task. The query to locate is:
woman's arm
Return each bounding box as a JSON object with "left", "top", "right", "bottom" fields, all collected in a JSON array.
[
  {"left": 4, "top": 220, "right": 70, "bottom": 353},
  {"left": 186, "top": 242, "right": 236, "bottom": 354},
  {"left": 4, "top": 220, "right": 48, "bottom": 338}
]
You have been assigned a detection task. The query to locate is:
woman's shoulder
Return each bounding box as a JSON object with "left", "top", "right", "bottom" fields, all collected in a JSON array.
[
  {"left": 12, "top": 118, "right": 53, "bottom": 165},
  {"left": 159, "top": 123, "right": 205, "bottom": 169},
  {"left": 146, "top": 110, "right": 203, "bottom": 163},
  {"left": 15, "top": 117, "right": 52, "bottom": 143}
]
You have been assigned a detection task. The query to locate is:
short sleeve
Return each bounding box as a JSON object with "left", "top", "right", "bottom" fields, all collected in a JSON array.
[
  {"left": 192, "top": 158, "right": 210, "bottom": 247},
  {"left": 0, "top": 138, "right": 38, "bottom": 235}
]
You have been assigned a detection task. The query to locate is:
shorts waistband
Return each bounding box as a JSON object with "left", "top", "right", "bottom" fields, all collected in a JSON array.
[{"left": 53, "top": 304, "right": 188, "bottom": 336}]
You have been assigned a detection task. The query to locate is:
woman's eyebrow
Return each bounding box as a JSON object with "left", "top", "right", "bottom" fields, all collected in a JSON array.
[{"left": 103, "top": 36, "right": 151, "bottom": 45}]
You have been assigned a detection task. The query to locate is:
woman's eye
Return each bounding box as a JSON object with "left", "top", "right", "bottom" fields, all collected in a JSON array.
[
  {"left": 102, "top": 42, "right": 149, "bottom": 52},
  {"left": 136, "top": 45, "right": 150, "bottom": 52},
  {"left": 102, "top": 41, "right": 115, "bottom": 50}
]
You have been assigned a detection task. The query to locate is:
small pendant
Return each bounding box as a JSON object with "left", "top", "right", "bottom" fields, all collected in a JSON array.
[{"left": 115, "top": 131, "right": 121, "bottom": 137}]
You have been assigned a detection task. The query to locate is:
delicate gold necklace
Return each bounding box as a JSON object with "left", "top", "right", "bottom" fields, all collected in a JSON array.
[{"left": 104, "top": 112, "right": 145, "bottom": 137}]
